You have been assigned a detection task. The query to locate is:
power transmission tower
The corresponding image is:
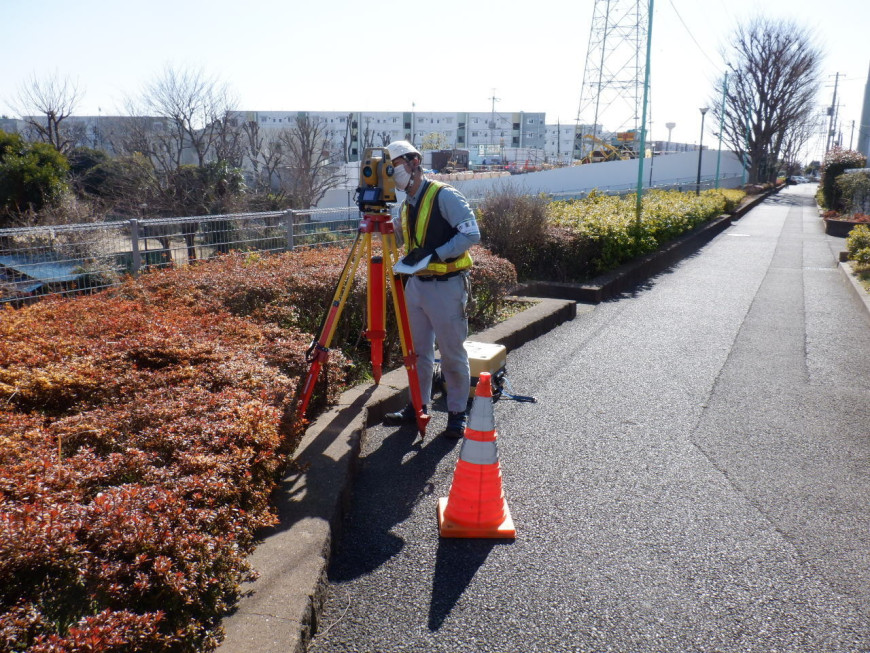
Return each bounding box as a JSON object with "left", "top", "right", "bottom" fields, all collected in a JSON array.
[{"left": 575, "top": 0, "right": 649, "bottom": 159}]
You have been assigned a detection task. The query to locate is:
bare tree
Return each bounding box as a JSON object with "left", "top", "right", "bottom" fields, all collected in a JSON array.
[
  {"left": 212, "top": 112, "right": 245, "bottom": 168},
  {"left": 360, "top": 116, "right": 377, "bottom": 150},
  {"left": 241, "top": 118, "right": 286, "bottom": 191},
  {"left": 377, "top": 131, "right": 392, "bottom": 147},
  {"left": 13, "top": 72, "right": 83, "bottom": 154},
  {"left": 342, "top": 113, "right": 355, "bottom": 163},
  {"left": 132, "top": 65, "right": 240, "bottom": 171},
  {"left": 780, "top": 111, "right": 825, "bottom": 175},
  {"left": 711, "top": 17, "right": 822, "bottom": 183},
  {"left": 277, "top": 115, "right": 344, "bottom": 208}
]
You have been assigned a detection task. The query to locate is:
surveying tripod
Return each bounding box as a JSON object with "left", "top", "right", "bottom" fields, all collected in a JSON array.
[{"left": 295, "top": 149, "right": 430, "bottom": 436}]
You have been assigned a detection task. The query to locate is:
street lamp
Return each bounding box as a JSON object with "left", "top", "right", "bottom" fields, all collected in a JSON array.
[{"left": 696, "top": 107, "right": 709, "bottom": 195}]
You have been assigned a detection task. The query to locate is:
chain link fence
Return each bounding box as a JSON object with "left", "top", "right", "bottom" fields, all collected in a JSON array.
[{"left": 0, "top": 207, "right": 361, "bottom": 305}]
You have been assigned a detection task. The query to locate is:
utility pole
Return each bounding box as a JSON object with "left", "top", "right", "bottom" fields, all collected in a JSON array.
[
  {"left": 715, "top": 72, "right": 728, "bottom": 189},
  {"left": 634, "top": 0, "right": 654, "bottom": 226},
  {"left": 826, "top": 73, "right": 840, "bottom": 152},
  {"left": 488, "top": 90, "right": 500, "bottom": 150}
]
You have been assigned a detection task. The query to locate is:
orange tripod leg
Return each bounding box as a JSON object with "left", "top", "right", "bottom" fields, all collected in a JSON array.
[
  {"left": 365, "top": 255, "right": 386, "bottom": 384},
  {"left": 382, "top": 233, "right": 430, "bottom": 437}
]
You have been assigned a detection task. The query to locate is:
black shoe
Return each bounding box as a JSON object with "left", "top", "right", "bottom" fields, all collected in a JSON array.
[
  {"left": 384, "top": 403, "right": 427, "bottom": 426},
  {"left": 442, "top": 411, "right": 467, "bottom": 439}
]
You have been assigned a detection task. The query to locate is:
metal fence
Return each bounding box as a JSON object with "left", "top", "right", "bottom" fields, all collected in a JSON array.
[
  {"left": 0, "top": 207, "right": 361, "bottom": 304},
  {"left": 0, "top": 175, "right": 743, "bottom": 305}
]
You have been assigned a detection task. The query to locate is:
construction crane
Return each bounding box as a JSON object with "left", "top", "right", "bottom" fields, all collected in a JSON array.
[{"left": 578, "top": 134, "right": 635, "bottom": 165}]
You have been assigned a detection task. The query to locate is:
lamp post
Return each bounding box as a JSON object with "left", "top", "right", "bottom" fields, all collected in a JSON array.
[{"left": 696, "top": 107, "right": 708, "bottom": 195}]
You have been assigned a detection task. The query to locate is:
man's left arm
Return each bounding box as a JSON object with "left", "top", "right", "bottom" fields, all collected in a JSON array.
[{"left": 432, "top": 186, "right": 481, "bottom": 261}]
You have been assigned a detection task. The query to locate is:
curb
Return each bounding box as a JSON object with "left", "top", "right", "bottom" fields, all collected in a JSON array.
[
  {"left": 218, "top": 297, "right": 577, "bottom": 653},
  {"left": 838, "top": 260, "right": 870, "bottom": 324}
]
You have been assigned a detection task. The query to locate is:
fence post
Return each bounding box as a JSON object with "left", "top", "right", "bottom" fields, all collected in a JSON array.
[
  {"left": 284, "top": 210, "right": 295, "bottom": 251},
  {"left": 129, "top": 219, "right": 141, "bottom": 274}
]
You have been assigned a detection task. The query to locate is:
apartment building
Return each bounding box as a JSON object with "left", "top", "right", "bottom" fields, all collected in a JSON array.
[{"left": 246, "top": 109, "right": 547, "bottom": 163}]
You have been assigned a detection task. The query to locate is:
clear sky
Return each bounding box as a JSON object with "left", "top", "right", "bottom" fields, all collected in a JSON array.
[{"left": 2, "top": 0, "right": 867, "bottom": 162}]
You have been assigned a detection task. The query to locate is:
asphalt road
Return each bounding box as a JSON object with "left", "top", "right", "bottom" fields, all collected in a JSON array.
[{"left": 307, "top": 184, "right": 870, "bottom": 653}]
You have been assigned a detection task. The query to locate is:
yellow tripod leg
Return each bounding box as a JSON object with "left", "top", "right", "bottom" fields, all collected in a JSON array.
[{"left": 296, "top": 232, "right": 368, "bottom": 420}]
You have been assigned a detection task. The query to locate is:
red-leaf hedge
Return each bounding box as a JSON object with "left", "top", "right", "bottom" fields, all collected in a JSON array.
[{"left": 0, "top": 244, "right": 516, "bottom": 651}]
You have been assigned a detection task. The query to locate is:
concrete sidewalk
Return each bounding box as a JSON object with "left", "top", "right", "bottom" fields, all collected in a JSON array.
[{"left": 219, "top": 185, "right": 869, "bottom": 652}]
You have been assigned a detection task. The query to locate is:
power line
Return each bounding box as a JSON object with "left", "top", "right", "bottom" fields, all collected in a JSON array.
[{"left": 666, "top": 0, "right": 720, "bottom": 69}]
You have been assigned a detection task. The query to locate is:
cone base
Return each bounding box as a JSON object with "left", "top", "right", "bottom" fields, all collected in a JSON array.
[{"left": 437, "top": 497, "right": 516, "bottom": 539}]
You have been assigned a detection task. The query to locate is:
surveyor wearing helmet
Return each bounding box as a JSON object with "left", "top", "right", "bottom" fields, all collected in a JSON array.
[{"left": 383, "top": 140, "right": 480, "bottom": 438}]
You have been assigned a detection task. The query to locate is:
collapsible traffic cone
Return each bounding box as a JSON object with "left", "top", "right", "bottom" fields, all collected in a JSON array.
[{"left": 437, "top": 372, "right": 516, "bottom": 539}]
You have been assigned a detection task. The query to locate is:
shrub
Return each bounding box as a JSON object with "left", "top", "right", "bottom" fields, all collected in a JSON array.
[
  {"left": 846, "top": 224, "right": 870, "bottom": 267},
  {"left": 477, "top": 186, "right": 549, "bottom": 279},
  {"left": 819, "top": 147, "right": 867, "bottom": 210},
  {"left": 707, "top": 188, "right": 746, "bottom": 214},
  {"left": 467, "top": 245, "right": 518, "bottom": 330},
  {"left": 835, "top": 171, "right": 870, "bottom": 215},
  {"left": 0, "top": 292, "right": 307, "bottom": 651},
  {"left": 0, "top": 130, "right": 70, "bottom": 226},
  {"left": 547, "top": 189, "right": 728, "bottom": 275}
]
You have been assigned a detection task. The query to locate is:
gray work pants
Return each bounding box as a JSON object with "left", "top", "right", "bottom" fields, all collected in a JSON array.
[{"left": 404, "top": 274, "right": 470, "bottom": 414}]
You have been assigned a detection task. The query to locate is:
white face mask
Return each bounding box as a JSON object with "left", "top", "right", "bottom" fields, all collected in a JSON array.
[{"left": 392, "top": 164, "right": 412, "bottom": 191}]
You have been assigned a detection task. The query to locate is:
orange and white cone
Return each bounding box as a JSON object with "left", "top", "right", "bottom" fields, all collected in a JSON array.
[{"left": 437, "top": 372, "right": 515, "bottom": 538}]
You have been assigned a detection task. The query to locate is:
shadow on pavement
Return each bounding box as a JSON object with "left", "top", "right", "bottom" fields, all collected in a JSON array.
[
  {"left": 327, "top": 422, "right": 459, "bottom": 582},
  {"left": 428, "top": 538, "right": 512, "bottom": 630}
]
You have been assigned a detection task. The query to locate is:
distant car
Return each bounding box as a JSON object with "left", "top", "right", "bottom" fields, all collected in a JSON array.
[{"left": 792, "top": 176, "right": 809, "bottom": 183}]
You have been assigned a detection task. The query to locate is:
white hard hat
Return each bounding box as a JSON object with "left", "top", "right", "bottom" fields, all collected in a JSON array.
[{"left": 386, "top": 140, "right": 421, "bottom": 161}]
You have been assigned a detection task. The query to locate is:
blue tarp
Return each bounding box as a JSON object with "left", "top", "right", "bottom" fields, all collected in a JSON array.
[{"left": 0, "top": 255, "right": 84, "bottom": 283}]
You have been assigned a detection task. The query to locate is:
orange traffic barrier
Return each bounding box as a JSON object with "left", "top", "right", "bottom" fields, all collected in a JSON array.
[{"left": 437, "top": 372, "right": 516, "bottom": 539}]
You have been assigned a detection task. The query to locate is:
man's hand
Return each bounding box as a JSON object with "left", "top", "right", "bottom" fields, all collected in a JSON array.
[{"left": 401, "top": 248, "right": 439, "bottom": 266}]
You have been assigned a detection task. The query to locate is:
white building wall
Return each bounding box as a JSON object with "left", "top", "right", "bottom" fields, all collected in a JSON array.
[
  {"left": 449, "top": 150, "right": 745, "bottom": 201},
  {"left": 317, "top": 150, "right": 744, "bottom": 209}
]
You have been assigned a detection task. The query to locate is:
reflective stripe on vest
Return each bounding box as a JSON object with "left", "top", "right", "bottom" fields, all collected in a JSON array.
[
  {"left": 458, "top": 438, "right": 499, "bottom": 466},
  {"left": 401, "top": 181, "right": 473, "bottom": 275}
]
